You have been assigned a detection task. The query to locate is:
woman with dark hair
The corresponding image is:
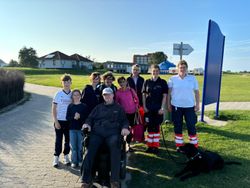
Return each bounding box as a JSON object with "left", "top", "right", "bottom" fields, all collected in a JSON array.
[
  {"left": 81, "top": 72, "right": 101, "bottom": 115},
  {"left": 98, "top": 71, "right": 117, "bottom": 103}
]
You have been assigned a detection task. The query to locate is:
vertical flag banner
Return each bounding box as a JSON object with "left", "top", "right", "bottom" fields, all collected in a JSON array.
[{"left": 201, "top": 20, "right": 225, "bottom": 121}]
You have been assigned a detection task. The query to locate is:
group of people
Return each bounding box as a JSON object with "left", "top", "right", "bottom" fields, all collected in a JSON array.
[{"left": 51, "top": 60, "right": 200, "bottom": 188}]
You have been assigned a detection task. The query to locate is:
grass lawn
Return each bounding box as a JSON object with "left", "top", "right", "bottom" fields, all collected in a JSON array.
[
  {"left": 3, "top": 67, "right": 250, "bottom": 102},
  {"left": 127, "top": 110, "right": 250, "bottom": 188}
]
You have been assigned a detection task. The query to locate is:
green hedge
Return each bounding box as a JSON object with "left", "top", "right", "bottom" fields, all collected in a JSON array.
[{"left": 0, "top": 69, "right": 25, "bottom": 109}]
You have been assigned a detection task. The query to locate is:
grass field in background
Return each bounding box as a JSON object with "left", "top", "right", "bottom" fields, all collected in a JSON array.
[
  {"left": 2, "top": 67, "right": 250, "bottom": 101},
  {"left": 127, "top": 110, "right": 250, "bottom": 188}
]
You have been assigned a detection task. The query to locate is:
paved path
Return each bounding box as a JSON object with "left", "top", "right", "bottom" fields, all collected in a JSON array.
[
  {"left": 0, "top": 83, "right": 249, "bottom": 188},
  {"left": 0, "top": 84, "right": 82, "bottom": 188}
]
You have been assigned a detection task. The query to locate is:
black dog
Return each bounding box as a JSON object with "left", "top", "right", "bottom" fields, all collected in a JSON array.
[{"left": 175, "top": 143, "right": 241, "bottom": 181}]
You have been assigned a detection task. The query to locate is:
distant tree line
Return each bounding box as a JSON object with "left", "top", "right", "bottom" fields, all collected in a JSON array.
[{"left": 0, "top": 69, "right": 25, "bottom": 109}]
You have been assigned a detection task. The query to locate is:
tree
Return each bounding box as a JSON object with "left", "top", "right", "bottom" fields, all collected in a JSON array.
[
  {"left": 18, "top": 47, "right": 39, "bottom": 67},
  {"left": 8, "top": 59, "right": 19, "bottom": 67},
  {"left": 149, "top": 51, "right": 168, "bottom": 64}
]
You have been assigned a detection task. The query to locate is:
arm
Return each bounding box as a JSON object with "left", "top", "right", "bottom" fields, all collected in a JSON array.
[
  {"left": 158, "top": 93, "right": 167, "bottom": 115},
  {"left": 167, "top": 88, "right": 172, "bottom": 112},
  {"left": 66, "top": 105, "right": 73, "bottom": 122},
  {"left": 142, "top": 80, "right": 148, "bottom": 113},
  {"left": 194, "top": 90, "right": 200, "bottom": 112},
  {"left": 52, "top": 103, "right": 61, "bottom": 129}
]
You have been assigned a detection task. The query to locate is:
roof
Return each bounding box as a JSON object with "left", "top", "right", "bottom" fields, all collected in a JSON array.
[
  {"left": 159, "top": 60, "right": 176, "bottom": 70},
  {"left": 70, "top": 54, "right": 93, "bottom": 62},
  {"left": 39, "top": 51, "right": 74, "bottom": 60},
  {"left": 0, "top": 59, "right": 7, "bottom": 65}
]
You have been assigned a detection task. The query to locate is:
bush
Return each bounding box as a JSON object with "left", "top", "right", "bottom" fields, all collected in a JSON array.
[{"left": 0, "top": 69, "right": 25, "bottom": 109}]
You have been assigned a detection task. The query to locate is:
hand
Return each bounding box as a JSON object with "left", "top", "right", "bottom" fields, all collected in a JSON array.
[
  {"left": 158, "top": 108, "right": 164, "bottom": 115},
  {"left": 82, "top": 124, "right": 91, "bottom": 132},
  {"left": 195, "top": 104, "right": 200, "bottom": 112},
  {"left": 144, "top": 106, "right": 149, "bottom": 113},
  {"left": 121, "top": 128, "right": 130, "bottom": 136},
  {"left": 54, "top": 121, "right": 61, "bottom": 129},
  {"left": 74, "top": 112, "right": 80, "bottom": 120},
  {"left": 167, "top": 104, "right": 172, "bottom": 112}
]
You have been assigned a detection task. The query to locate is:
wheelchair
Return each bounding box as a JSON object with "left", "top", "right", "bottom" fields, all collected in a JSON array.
[{"left": 81, "top": 128, "right": 127, "bottom": 187}]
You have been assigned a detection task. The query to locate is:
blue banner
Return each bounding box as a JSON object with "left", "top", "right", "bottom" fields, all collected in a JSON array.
[{"left": 201, "top": 20, "right": 225, "bottom": 121}]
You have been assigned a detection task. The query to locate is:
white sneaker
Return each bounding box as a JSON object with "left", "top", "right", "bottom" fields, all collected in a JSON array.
[
  {"left": 64, "top": 154, "right": 70, "bottom": 165},
  {"left": 53, "top": 156, "right": 59, "bottom": 167},
  {"left": 71, "top": 163, "right": 77, "bottom": 168}
]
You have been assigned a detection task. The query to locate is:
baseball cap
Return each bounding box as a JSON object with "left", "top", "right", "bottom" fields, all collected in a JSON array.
[{"left": 102, "top": 87, "right": 113, "bottom": 95}]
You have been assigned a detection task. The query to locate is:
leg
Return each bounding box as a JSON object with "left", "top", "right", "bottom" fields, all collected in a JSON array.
[
  {"left": 70, "top": 130, "right": 78, "bottom": 165},
  {"left": 105, "top": 134, "right": 121, "bottom": 183},
  {"left": 171, "top": 106, "right": 184, "bottom": 147},
  {"left": 62, "top": 122, "right": 70, "bottom": 155},
  {"left": 184, "top": 107, "right": 198, "bottom": 147},
  {"left": 82, "top": 134, "right": 103, "bottom": 184},
  {"left": 77, "top": 130, "right": 83, "bottom": 164},
  {"left": 54, "top": 124, "right": 63, "bottom": 156}
]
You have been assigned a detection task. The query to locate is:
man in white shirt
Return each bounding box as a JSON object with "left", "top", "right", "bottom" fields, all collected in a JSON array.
[{"left": 167, "top": 60, "right": 200, "bottom": 152}]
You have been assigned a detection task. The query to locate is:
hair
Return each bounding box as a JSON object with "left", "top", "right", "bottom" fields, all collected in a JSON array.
[
  {"left": 102, "top": 71, "right": 115, "bottom": 81},
  {"left": 61, "top": 74, "right": 72, "bottom": 82},
  {"left": 150, "top": 64, "right": 160, "bottom": 70},
  {"left": 71, "top": 89, "right": 82, "bottom": 101},
  {"left": 90, "top": 72, "right": 101, "bottom": 80},
  {"left": 177, "top": 60, "right": 188, "bottom": 68},
  {"left": 132, "top": 64, "right": 140, "bottom": 70},
  {"left": 117, "top": 76, "right": 126, "bottom": 83}
]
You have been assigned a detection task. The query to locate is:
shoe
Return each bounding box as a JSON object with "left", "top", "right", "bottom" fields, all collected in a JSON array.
[
  {"left": 145, "top": 147, "right": 154, "bottom": 153},
  {"left": 64, "top": 154, "right": 70, "bottom": 165},
  {"left": 110, "top": 181, "right": 120, "bottom": 188},
  {"left": 176, "top": 147, "right": 185, "bottom": 154},
  {"left": 78, "top": 162, "right": 82, "bottom": 167},
  {"left": 53, "top": 156, "right": 59, "bottom": 167},
  {"left": 152, "top": 147, "right": 159, "bottom": 154},
  {"left": 81, "top": 183, "right": 91, "bottom": 188},
  {"left": 71, "top": 163, "right": 77, "bottom": 168},
  {"left": 128, "top": 147, "right": 135, "bottom": 152}
]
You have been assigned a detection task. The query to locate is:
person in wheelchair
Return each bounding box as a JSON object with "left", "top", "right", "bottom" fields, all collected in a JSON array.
[{"left": 81, "top": 87, "right": 130, "bottom": 188}]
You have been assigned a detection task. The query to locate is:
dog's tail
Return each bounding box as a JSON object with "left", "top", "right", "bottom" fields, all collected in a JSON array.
[{"left": 225, "top": 161, "right": 241, "bottom": 165}]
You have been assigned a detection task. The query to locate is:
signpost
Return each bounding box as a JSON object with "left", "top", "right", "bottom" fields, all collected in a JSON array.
[{"left": 173, "top": 42, "right": 194, "bottom": 60}]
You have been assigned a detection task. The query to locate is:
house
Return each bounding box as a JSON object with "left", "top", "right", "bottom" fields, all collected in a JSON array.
[
  {"left": 70, "top": 54, "right": 93, "bottom": 70},
  {"left": 38, "top": 51, "right": 93, "bottom": 70},
  {"left": 0, "top": 59, "right": 7, "bottom": 67},
  {"left": 103, "top": 61, "right": 132, "bottom": 73}
]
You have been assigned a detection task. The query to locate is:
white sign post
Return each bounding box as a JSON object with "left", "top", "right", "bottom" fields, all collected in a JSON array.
[{"left": 173, "top": 42, "right": 194, "bottom": 60}]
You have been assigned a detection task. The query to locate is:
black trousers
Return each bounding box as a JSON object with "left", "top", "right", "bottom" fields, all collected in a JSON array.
[
  {"left": 54, "top": 120, "right": 70, "bottom": 156},
  {"left": 171, "top": 106, "right": 197, "bottom": 135},
  {"left": 82, "top": 133, "right": 121, "bottom": 183}
]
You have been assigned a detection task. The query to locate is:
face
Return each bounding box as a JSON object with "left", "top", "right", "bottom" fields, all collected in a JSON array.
[
  {"left": 178, "top": 64, "right": 187, "bottom": 75},
  {"left": 104, "top": 78, "right": 113, "bottom": 87},
  {"left": 62, "top": 80, "right": 72, "bottom": 90},
  {"left": 92, "top": 75, "right": 100, "bottom": 84},
  {"left": 103, "top": 93, "right": 114, "bottom": 103},
  {"left": 132, "top": 67, "right": 139, "bottom": 76},
  {"left": 118, "top": 79, "right": 127, "bottom": 88},
  {"left": 72, "top": 91, "right": 81, "bottom": 102},
  {"left": 151, "top": 68, "right": 160, "bottom": 78}
]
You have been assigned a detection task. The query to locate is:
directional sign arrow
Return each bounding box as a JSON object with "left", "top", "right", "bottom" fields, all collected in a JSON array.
[{"left": 173, "top": 43, "right": 194, "bottom": 55}]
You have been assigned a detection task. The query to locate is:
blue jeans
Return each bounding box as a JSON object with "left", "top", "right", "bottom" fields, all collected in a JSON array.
[{"left": 69, "top": 130, "right": 83, "bottom": 165}]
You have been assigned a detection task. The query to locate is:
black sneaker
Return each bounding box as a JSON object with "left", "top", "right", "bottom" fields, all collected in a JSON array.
[
  {"left": 128, "top": 147, "right": 135, "bottom": 152},
  {"left": 152, "top": 147, "right": 159, "bottom": 154},
  {"left": 145, "top": 147, "right": 154, "bottom": 153},
  {"left": 176, "top": 147, "right": 185, "bottom": 154}
]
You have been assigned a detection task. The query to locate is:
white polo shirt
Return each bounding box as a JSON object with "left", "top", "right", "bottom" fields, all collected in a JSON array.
[
  {"left": 53, "top": 90, "right": 72, "bottom": 121},
  {"left": 168, "top": 74, "right": 199, "bottom": 108}
]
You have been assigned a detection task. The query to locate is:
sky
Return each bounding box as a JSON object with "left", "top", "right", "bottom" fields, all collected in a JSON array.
[{"left": 0, "top": 0, "right": 250, "bottom": 71}]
